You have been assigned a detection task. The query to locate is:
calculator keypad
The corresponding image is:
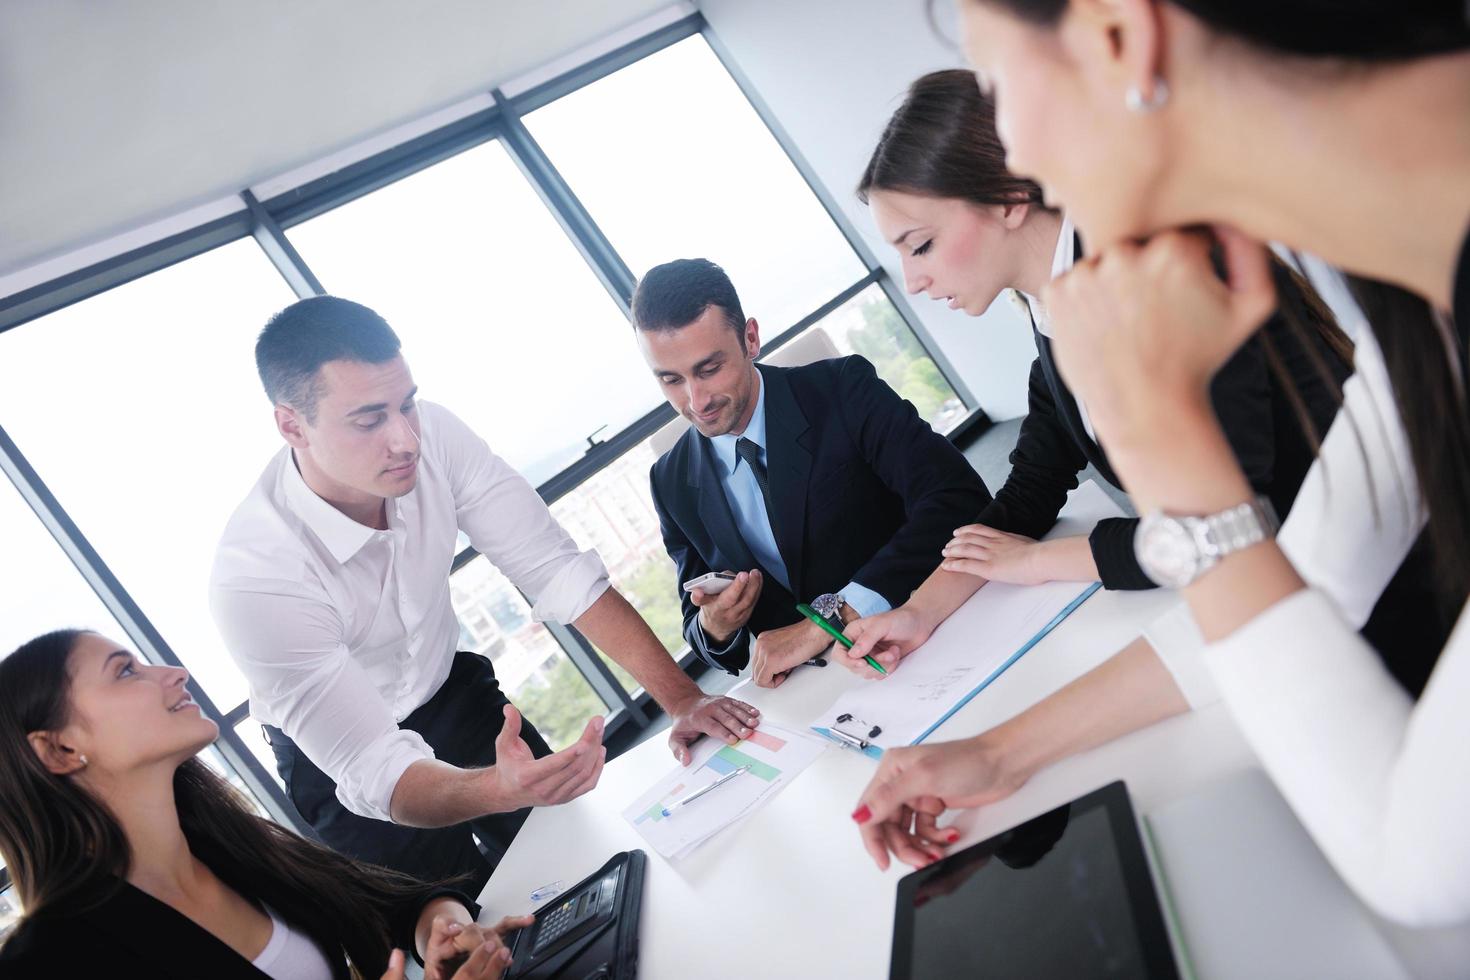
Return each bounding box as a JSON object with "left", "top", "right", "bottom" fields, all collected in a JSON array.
[{"left": 530, "top": 873, "right": 619, "bottom": 956}]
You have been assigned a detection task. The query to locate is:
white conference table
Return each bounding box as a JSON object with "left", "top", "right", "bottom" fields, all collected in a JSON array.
[{"left": 477, "top": 496, "right": 1266, "bottom": 978}]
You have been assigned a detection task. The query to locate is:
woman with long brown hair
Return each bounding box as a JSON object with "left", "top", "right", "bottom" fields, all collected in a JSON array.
[
  {"left": 852, "top": 0, "right": 1470, "bottom": 928},
  {"left": 0, "top": 629, "right": 530, "bottom": 978},
  {"left": 853, "top": 68, "right": 1352, "bottom": 596}
]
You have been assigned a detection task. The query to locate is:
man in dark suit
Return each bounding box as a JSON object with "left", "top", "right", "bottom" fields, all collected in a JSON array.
[{"left": 634, "top": 258, "right": 991, "bottom": 687}]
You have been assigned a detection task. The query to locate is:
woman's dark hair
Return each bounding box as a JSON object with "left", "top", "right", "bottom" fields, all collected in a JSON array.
[
  {"left": 976, "top": 1, "right": 1470, "bottom": 61},
  {"left": 858, "top": 69, "right": 1047, "bottom": 212},
  {"left": 0, "top": 630, "right": 451, "bottom": 977},
  {"left": 966, "top": 1, "right": 1470, "bottom": 606}
]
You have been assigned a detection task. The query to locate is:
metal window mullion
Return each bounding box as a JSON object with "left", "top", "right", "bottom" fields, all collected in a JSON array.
[
  {"left": 540, "top": 618, "right": 650, "bottom": 728},
  {"left": 243, "top": 191, "right": 325, "bottom": 298},
  {"left": 493, "top": 89, "right": 637, "bottom": 313},
  {"left": 696, "top": 22, "right": 979, "bottom": 412},
  {"left": 0, "top": 425, "right": 306, "bottom": 834},
  {"left": 757, "top": 271, "right": 880, "bottom": 360},
  {"left": 506, "top": 15, "right": 703, "bottom": 115},
  {"left": 224, "top": 699, "right": 252, "bottom": 728},
  {"left": 0, "top": 211, "right": 252, "bottom": 336}
]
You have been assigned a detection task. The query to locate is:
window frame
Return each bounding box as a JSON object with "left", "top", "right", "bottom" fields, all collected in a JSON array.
[{"left": 0, "top": 13, "right": 990, "bottom": 830}]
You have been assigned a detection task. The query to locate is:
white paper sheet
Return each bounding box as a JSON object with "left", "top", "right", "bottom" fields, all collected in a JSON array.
[
  {"left": 622, "top": 722, "right": 827, "bottom": 860},
  {"left": 811, "top": 481, "right": 1126, "bottom": 752}
]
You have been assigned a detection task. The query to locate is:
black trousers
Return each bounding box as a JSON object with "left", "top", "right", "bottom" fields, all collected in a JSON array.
[{"left": 265, "top": 650, "right": 552, "bottom": 895}]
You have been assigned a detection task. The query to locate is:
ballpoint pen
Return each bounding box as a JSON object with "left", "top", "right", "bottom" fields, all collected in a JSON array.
[
  {"left": 661, "top": 764, "right": 751, "bottom": 817},
  {"left": 795, "top": 602, "right": 888, "bottom": 675}
]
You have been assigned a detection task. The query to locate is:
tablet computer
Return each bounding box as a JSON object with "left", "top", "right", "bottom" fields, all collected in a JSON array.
[{"left": 890, "top": 781, "right": 1180, "bottom": 980}]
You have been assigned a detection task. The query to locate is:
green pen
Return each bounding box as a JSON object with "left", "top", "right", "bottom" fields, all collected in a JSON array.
[{"left": 795, "top": 602, "right": 888, "bottom": 675}]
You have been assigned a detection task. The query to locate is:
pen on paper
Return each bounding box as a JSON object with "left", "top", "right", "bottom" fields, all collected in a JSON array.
[{"left": 661, "top": 765, "right": 751, "bottom": 817}]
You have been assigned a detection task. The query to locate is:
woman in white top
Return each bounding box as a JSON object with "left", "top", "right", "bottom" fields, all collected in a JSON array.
[
  {"left": 0, "top": 629, "right": 530, "bottom": 978},
  {"left": 852, "top": 0, "right": 1470, "bottom": 927}
]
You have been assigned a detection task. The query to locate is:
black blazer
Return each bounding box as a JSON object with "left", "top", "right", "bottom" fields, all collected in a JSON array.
[
  {"left": 978, "top": 300, "right": 1351, "bottom": 590},
  {"left": 650, "top": 356, "right": 991, "bottom": 672},
  {"left": 0, "top": 874, "right": 476, "bottom": 978}
]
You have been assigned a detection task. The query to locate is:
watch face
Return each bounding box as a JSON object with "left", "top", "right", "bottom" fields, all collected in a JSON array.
[
  {"left": 811, "top": 593, "right": 841, "bottom": 619},
  {"left": 1136, "top": 515, "right": 1200, "bottom": 589}
]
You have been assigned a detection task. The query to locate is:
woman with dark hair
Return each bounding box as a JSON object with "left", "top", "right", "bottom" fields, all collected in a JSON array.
[
  {"left": 852, "top": 68, "right": 1351, "bottom": 595},
  {"left": 0, "top": 629, "right": 531, "bottom": 978},
  {"left": 853, "top": 0, "right": 1470, "bottom": 928}
]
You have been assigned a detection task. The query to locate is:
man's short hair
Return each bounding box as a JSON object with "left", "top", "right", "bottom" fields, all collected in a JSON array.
[
  {"left": 631, "top": 258, "right": 747, "bottom": 350},
  {"left": 255, "top": 296, "right": 401, "bottom": 423}
]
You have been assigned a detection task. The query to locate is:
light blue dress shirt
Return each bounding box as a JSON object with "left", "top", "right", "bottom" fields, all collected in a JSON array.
[{"left": 707, "top": 373, "right": 891, "bottom": 619}]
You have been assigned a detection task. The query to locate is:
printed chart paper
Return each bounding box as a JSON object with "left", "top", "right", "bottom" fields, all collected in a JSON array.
[{"left": 623, "top": 723, "right": 826, "bottom": 859}]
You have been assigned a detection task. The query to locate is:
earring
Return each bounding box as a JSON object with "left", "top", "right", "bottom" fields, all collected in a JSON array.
[
  {"left": 1125, "top": 76, "right": 1170, "bottom": 113},
  {"left": 78, "top": 754, "right": 89, "bottom": 767}
]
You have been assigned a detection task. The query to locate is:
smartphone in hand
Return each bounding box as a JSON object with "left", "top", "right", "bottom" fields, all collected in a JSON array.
[{"left": 682, "top": 571, "right": 738, "bottom": 595}]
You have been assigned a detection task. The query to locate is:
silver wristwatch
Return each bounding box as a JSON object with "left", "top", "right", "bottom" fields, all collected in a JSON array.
[
  {"left": 1134, "top": 497, "right": 1279, "bottom": 589},
  {"left": 810, "top": 592, "right": 850, "bottom": 627}
]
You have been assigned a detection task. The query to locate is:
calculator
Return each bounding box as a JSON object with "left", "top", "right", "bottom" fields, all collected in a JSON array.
[{"left": 507, "top": 850, "right": 646, "bottom": 980}]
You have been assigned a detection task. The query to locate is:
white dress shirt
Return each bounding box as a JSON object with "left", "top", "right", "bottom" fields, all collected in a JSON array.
[
  {"left": 1135, "top": 310, "right": 1470, "bottom": 925},
  {"left": 210, "top": 401, "right": 610, "bottom": 822}
]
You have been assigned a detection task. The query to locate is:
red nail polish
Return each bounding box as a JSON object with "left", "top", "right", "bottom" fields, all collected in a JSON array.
[
  {"left": 947, "top": 831, "right": 960, "bottom": 842},
  {"left": 852, "top": 804, "right": 872, "bottom": 824}
]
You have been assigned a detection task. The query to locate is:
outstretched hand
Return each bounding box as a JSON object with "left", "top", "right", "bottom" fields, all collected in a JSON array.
[
  {"left": 492, "top": 705, "right": 605, "bottom": 810},
  {"left": 851, "top": 736, "right": 1025, "bottom": 871}
]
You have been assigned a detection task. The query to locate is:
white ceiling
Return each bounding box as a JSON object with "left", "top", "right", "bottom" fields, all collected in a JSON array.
[{"left": 0, "top": 0, "right": 677, "bottom": 278}]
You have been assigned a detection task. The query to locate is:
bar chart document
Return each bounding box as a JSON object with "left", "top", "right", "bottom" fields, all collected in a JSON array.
[
  {"left": 811, "top": 481, "right": 1125, "bottom": 752},
  {"left": 622, "top": 723, "right": 827, "bottom": 860}
]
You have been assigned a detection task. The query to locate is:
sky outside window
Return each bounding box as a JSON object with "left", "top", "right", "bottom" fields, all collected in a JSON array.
[
  {"left": 526, "top": 36, "right": 868, "bottom": 337},
  {"left": 0, "top": 238, "right": 296, "bottom": 708},
  {"left": 285, "top": 141, "right": 657, "bottom": 487}
]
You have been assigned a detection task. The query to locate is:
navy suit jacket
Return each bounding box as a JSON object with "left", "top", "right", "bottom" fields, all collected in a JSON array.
[{"left": 650, "top": 356, "right": 991, "bottom": 673}]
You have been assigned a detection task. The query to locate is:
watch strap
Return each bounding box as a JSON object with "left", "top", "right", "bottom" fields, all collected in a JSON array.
[{"left": 1198, "top": 497, "right": 1280, "bottom": 564}]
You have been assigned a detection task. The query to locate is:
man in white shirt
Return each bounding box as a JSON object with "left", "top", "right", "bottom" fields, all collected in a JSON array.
[{"left": 210, "top": 296, "right": 758, "bottom": 889}]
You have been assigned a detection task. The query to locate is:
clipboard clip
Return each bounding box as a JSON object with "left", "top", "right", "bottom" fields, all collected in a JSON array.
[{"left": 828, "top": 713, "right": 882, "bottom": 751}]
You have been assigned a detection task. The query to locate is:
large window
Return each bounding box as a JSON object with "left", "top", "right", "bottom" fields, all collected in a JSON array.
[
  {"left": 0, "top": 17, "right": 972, "bottom": 829},
  {"left": 0, "top": 461, "right": 128, "bottom": 655},
  {"left": 448, "top": 556, "right": 607, "bottom": 750},
  {"left": 0, "top": 239, "right": 294, "bottom": 709},
  {"left": 286, "top": 142, "right": 656, "bottom": 486},
  {"left": 550, "top": 437, "right": 679, "bottom": 694},
  {"left": 527, "top": 37, "right": 867, "bottom": 335},
  {"left": 785, "top": 284, "right": 966, "bottom": 434}
]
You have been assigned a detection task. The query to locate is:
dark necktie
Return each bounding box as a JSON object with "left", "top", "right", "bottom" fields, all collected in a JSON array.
[{"left": 735, "top": 437, "right": 774, "bottom": 516}]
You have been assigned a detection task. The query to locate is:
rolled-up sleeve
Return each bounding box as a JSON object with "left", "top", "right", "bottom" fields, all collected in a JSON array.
[
  {"left": 209, "top": 583, "right": 434, "bottom": 821},
  {"left": 429, "top": 403, "right": 610, "bottom": 623}
]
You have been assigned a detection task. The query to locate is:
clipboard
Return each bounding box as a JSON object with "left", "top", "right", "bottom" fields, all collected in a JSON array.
[{"left": 811, "top": 582, "right": 1101, "bottom": 756}]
